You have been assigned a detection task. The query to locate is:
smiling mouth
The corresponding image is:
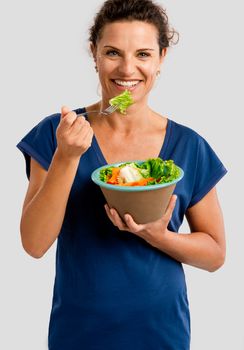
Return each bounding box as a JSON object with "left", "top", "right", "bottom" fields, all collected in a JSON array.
[{"left": 112, "top": 79, "right": 142, "bottom": 88}]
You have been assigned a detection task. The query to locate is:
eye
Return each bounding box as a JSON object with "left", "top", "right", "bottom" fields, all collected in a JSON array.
[
  {"left": 137, "top": 52, "right": 150, "bottom": 58},
  {"left": 105, "top": 50, "right": 120, "bottom": 57}
]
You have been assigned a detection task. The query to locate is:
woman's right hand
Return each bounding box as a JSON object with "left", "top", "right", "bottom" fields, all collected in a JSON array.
[{"left": 56, "top": 106, "right": 94, "bottom": 160}]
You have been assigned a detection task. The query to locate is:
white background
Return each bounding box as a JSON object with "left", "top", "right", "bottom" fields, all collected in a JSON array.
[{"left": 1, "top": 0, "right": 243, "bottom": 349}]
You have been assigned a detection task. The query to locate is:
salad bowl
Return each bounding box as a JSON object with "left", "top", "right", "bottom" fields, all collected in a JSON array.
[{"left": 91, "top": 158, "right": 184, "bottom": 224}]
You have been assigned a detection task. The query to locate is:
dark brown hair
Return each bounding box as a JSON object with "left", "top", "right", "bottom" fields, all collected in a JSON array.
[{"left": 89, "top": 0, "right": 179, "bottom": 55}]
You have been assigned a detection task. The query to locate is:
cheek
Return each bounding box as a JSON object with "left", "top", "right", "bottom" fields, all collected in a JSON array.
[
  {"left": 145, "top": 69, "right": 157, "bottom": 85},
  {"left": 97, "top": 58, "right": 116, "bottom": 74},
  {"left": 141, "top": 62, "right": 158, "bottom": 80}
]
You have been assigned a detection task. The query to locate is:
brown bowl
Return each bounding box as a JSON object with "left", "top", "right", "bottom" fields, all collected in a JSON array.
[{"left": 91, "top": 161, "right": 184, "bottom": 224}]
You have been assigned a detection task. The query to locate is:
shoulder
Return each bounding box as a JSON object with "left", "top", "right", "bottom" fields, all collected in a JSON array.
[
  {"left": 169, "top": 118, "right": 208, "bottom": 149},
  {"left": 33, "top": 107, "right": 85, "bottom": 132},
  {"left": 167, "top": 118, "right": 221, "bottom": 168},
  {"left": 22, "top": 107, "right": 86, "bottom": 138},
  {"left": 170, "top": 119, "right": 202, "bottom": 140},
  {"left": 170, "top": 118, "right": 227, "bottom": 175},
  {"left": 38, "top": 106, "right": 86, "bottom": 124},
  {"left": 36, "top": 112, "right": 60, "bottom": 130}
]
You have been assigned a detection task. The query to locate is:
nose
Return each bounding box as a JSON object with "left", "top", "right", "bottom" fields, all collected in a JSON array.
[{"left": 117, "top": 56, "right": 135, "bottom": 76}]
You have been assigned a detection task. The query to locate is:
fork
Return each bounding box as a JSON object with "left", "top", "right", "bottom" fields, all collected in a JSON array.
[{"left": 77, "top": 104, "right": 118, "bottom": 117}]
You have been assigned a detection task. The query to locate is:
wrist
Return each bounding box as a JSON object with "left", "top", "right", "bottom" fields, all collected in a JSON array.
[
  {"left": 148, "top": 228, "right": 173, "bottom": 250},
  {"left": 54, "top": 148, "right": 81, "bottom": 166}
]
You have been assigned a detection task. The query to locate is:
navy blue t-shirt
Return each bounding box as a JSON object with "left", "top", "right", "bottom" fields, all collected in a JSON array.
[{"left": 17, "top": 110, "right": 227, "bottom": 350}]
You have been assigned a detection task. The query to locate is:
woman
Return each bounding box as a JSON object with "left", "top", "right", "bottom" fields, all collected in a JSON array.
[{"left": 17, "top": 0, "right": 227, "bottom": 349}]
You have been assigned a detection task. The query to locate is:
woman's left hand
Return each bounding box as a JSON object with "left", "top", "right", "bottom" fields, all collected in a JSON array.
[{"left": 104, "top": 195, "right": 177, "bottom": 247}]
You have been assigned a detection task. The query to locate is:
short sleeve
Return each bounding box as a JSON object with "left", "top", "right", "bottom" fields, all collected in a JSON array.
[
  {"left": 188, "top": 136, "right": 227, "bottom": 207},
  {"left": 16, "top": 114, "right": 59, "bottom": 179}
]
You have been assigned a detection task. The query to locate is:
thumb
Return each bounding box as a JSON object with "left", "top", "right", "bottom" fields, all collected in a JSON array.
[{"left": 61, "top": 106, "right": 71, "bottom": 119}]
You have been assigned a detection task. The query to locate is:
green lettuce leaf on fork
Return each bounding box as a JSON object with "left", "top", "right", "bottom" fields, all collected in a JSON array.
[{"left": 109, "top": 90, "right": 134, "bottom": 114}]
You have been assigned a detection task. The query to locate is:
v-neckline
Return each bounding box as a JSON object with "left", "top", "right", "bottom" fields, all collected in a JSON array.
[{"left": 79, "top": 107, "right": 172, "bottom": 166}]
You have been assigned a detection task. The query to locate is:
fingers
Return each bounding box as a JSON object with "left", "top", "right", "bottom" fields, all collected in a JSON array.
[
  {"left": 104, "top": 204, "right": 113, "bottom": 222},
  {"left": 56, "top": 105, "right": 94, "bottom": 159},
  {"left": 81, "top": 126, "right": 94, "bottom": 149},
  {"left": 104, "top": 204, "right": 128, "bottom": 231},
  {"left": 70, "top": 116, "right": 90, "bottom": 137},
  {"left": 124, "top": 214, "right": 145, "bottom": 233},
  {"left": 61, "top": 106, "right": 71, "bottom": 119},
  {"left": 59, "top": 108, "right": 77, "bottom": 131},
  {"left": 69, "top": 118, "right": 94, "bottom": 151},
  {"left": 104, "top": 204, "right": 145, "bottom": 234},
  {"left": 104, "top": 197, "right": 178, "bottom": 243},
  {"left": 59, "top": 107, "right": 93, "bottom": 141},
  {"left": 60, "top": 106, "right": 92, "bottom": 135}
]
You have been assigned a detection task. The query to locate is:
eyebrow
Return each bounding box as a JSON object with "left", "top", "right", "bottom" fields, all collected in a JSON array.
[{"left": 103, "top": 45, "right": 155, "bottom": 51}]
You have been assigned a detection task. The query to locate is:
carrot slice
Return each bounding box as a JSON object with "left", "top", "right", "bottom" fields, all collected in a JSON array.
[
  {"left": 107, "top": 167, "right": 121, "bottom": 184},
  {"left": 120, "top": 177, "right": 154, "bottom": 186}
]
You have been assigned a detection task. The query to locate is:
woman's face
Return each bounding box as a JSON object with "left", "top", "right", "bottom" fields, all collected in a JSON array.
[{"left": 92, "top": 20, "right": 166, "bottom": 104}]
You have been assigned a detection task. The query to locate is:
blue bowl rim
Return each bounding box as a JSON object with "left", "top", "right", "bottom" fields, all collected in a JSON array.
[{"left": 91, "top": 161, "right": 184, "bottom": 192}]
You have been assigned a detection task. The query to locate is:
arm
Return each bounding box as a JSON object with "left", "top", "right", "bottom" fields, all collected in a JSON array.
[
  {"left": 20, "top": 155, "right": 80, "bottom": 258},
  {"left": 105, "top": 187, "right": 226, "bottom": 272},
  {"left": 20, "top": 107, "right": 93, "bottom": 258}
]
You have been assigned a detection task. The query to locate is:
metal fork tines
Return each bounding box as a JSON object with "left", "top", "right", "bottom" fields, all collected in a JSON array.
[{"left": 77, "top": 104, "right": 118, "bottom": 117}]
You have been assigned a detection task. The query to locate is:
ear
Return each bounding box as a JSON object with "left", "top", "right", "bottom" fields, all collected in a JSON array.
[
  {"left": 160, "top": 48, "right": 167, "bottom": 64},
  {"left": 90, "top": 42, "right": 97, "bottom": 62}
]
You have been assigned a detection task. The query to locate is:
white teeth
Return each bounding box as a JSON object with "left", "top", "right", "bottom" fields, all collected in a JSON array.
[{"left": 114, "top": 80, "right": 140, "bottom": 87}]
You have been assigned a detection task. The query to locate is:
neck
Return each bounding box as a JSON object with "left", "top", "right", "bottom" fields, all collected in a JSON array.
[{"left": 100, "top": 99, "right": 153, "bottom": 135}]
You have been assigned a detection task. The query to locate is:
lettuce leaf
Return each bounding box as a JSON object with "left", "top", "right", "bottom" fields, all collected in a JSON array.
[
  {"left": 138, "top": 158, "right": 180, "bottom": 184},
  {"left": 109, "top": 90, "right": 134, "bottom": 114},
  {"left": 99, "top": 167, "right": 113, "bottom": 182},
  {"left": 99, "top": 158, "right": 180, "bottom": 185}
]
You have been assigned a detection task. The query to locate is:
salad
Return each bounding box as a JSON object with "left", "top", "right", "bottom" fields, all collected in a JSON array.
[
  {"left": 109, "top": 90, "right": 133, "bottom": 114},
  {"left": 100, "top": 158, "right": 180, "bottom": 186}
]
